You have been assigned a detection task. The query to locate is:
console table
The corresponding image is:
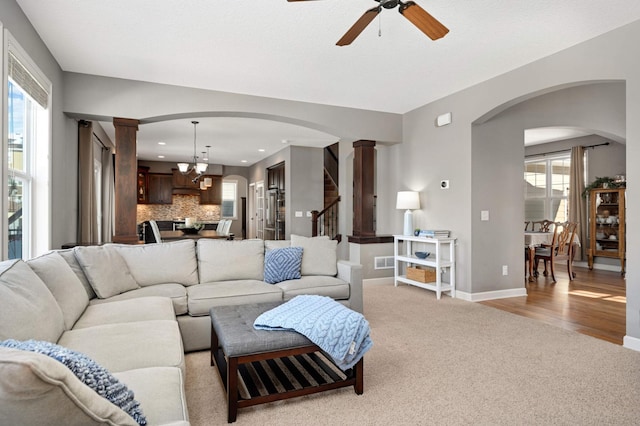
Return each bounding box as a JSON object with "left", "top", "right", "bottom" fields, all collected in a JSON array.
[{"left": 393, "top": 235, "right": 457, "bottom": 299}]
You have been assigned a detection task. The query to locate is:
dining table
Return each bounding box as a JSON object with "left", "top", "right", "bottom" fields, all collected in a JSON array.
[
  {"left": 160, "top": 229, "right": 227, "bottom": 241},
  {"left": 525, "top": 231, "right": 553, "bottom": 282}
]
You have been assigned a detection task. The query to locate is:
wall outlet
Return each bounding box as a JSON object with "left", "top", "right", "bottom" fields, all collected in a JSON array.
[
  {"left": 502, "top": 265, "right": 508, "bottom": 276},
  {"left": 306, "top": 211, "right": 312, "bottom": 217}
]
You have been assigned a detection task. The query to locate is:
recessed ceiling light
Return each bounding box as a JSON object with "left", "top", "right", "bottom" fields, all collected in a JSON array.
[
  {"left": 158, "top": 141, "right": 166, "bottom": 145},
  {"left": 281, "top": 139, "right": 289, "bottom": 144},
  {"left": 258, "top": 149, "right": 265, "bottom": 152},
  {"left": 241, "top": 160, "right": 248, "bottom": 163},
  {"left": 157, "top": 155, "right": 165, "bottom": 159}
]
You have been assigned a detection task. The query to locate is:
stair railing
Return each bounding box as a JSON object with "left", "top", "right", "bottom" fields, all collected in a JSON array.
[{"left": 311, "top": 196, "right": 341, "bottom": 242}]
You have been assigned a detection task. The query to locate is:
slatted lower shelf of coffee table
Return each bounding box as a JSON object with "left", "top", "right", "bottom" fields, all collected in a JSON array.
[{"left": 210, "top": 303, "right": 364, "bottom": 423}]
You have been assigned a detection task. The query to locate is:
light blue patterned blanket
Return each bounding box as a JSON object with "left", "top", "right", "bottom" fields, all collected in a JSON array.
[{"left": 254, "top": 295, "right": 373, "bottom": 370}]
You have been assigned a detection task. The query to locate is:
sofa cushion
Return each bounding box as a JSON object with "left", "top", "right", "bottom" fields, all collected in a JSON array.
[
  {"left": 114, "top": 240, "right": 199, "bottom": 287},
  {"left": 0, "top": 340, "right": 146, "bottom": 425},
  {"left": 58, "top": 320, "right": 184, "bottom": 374},
  {"left": 0, "top": 260, "right": 65, "bottom": 343},
  {"left": 27, "top": 252, "right": 90, "bottom": 330},
  {"left": 88, "top": 284, "right": 188, "bottom": 316},
  {"left": 74, "top": 245, "right": 139, "bottom": 299},
  {"left": 187, "top": 280, "right": 283, "bottom": 316},
  {"left": 114, "top": 367, "right": 188, "bottom": 426},
  {"left": 276, "top": 275, "right": 350, "bottom": 301},
  {"left": 74, "top": 297, "right": 176, "bottom": 329},
  {"left": 290, "top": 234, "right": 338, "bottom": 276},
  {"left": 265, "top": 240, "right": 291, "bottom": 251},
  {"left": 0, "top": 346, "right": 139, "bottom": 426},
  {"left": 264, "top": 246, "right": 303, "bottom": 284},
  {"left": 57, "top": 249, "right": 97, "bottom": 299},
  {"left": 197, "top": 239, "right": 265, "bottom": 282}
]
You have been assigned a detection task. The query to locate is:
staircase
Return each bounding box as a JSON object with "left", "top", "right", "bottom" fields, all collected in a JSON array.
[{"left": 312, "top": 143, "right": 341, "bottom": 242}]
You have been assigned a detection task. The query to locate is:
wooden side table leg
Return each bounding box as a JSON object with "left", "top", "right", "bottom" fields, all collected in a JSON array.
[{"left": 227, "top": 357, "right": 239, "bottom": 423}]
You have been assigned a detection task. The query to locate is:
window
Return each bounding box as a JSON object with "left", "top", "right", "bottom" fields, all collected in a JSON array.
[
  {"left": 524, "top": 154, "right": 571, "bottom": 223},
  {"left": 4, "top": 32, "right": 51, "bottom": 260},
  {"left": 221, "top": 180, "right": 237, "bottom": 219}
]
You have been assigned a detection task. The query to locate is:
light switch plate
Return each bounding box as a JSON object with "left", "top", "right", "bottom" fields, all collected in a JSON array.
[
  {"left": 481, "top": 210, "right": 489, "bottom": 221},
  {"left": 295, "top": 211, "right": 303, "bottom": 218}
]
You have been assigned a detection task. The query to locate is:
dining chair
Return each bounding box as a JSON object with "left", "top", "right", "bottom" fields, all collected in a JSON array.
[
  {"left": 524, "top": 221, "right": 531, "bottom": 231},
  {"left": 149, "top": 220, "right": 162, "bottom": 243},
  {"left": 533, "top": 221, "right": 578, "bottom": 282},
  {"left": 530, "top": 219, "right": 554, "bottom": 232}
]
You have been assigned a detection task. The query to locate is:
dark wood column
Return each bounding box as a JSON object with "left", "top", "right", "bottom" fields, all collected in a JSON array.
[
  {"left": 351, "top": 140, "right": 376, "bottom": 237},
  {"left": 348, "top": 140, "right": 392, "bottom": 244},
  {"left": 113, "top": 117, "right": 140, "bottom": 244}
]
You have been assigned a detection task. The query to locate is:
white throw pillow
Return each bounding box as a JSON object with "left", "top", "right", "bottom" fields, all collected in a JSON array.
[
  {"left": 290, "top": 235, "right": 338, "bottom": 276},
  {"left": 28, "top": 252, "right": 90, "bottom": 330},
  {"left": 73, "top": 245, "right": 139, "bottom": 299},
  {"left": 114, "top": 239, "right": 199, "bottom": 287},
  {"left": 0, "top": 259, "right": 65, "bottom": 342}
]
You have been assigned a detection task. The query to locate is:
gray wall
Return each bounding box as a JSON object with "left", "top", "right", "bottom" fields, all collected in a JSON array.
[
  {"left": 0, "top": 1, "right": 77, "bottom": 251},
  {"left": 378, "top": 22, "right": 640, "bottom": 343}
]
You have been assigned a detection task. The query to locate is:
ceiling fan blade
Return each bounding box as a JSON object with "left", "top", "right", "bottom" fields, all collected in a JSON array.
[
  {"left": 399, "top": 1, "right": 449, "bottom": 41},
  {"left": 336, "top": 7, "right": 380, "bottom": 46}
]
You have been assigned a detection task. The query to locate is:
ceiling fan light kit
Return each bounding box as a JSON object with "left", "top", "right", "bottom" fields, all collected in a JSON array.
[{"left": 291, "top": 0, "right": 449, "bottom": 46}]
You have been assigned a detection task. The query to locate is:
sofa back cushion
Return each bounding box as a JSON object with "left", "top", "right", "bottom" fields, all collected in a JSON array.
[
  {"left": 114, "top": 239, "right": 199, "bottom": 287},
  {"left": 197, "top": 239, "right": 265, "bottom": 282},
  {"left": 27, "top": 252, "right": 90, "bottom": 330},
  {"left": 290, "top": 234, "right": 338, "bottom": 276},
  {"left": 0, "top": 260, "right": 65, "bottom": 342},
  {"left": 73, "top": 246, "right": 139, "bottom": 299},
  {"left": 0, "top": 346, "right": 140, "bottom": 426},
  {"left": 57, "top": 249, "right": 97, "bottom": 299}
]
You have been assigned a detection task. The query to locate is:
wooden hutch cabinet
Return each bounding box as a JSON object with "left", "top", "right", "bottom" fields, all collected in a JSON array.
[
  {"left": 147, "top": 173, "right": 173, "bottom": 204},
  {"left": 587, "top": 187, "right": 625, "bottom": 274}
]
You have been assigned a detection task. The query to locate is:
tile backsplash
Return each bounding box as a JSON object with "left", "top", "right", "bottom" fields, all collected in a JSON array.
[{"left": 137, "top": 194, "right": 221, "bottom": 223}]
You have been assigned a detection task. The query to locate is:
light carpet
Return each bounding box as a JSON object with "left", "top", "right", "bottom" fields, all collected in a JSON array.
[{"left": 184, "top": 283, "right": 640, "bottom": 425}]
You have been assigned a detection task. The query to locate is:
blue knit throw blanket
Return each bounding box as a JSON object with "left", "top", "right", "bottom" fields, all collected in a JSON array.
[{"left": 254, "top": 295, "right": 373, "bottom": 370}]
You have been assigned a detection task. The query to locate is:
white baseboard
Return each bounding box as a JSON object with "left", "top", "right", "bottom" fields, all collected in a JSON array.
[
  {"left": 623, "top": 335, "right": 640, "bottom": 352},
  {"left": 573, "top": 261, "right": 624, "bottom": 273},
  {"left": 363, "top": 277, "right": 394, "bottom": 286},
  {"left": 456, "top": 288, "right": 527, "bottom": 302}
]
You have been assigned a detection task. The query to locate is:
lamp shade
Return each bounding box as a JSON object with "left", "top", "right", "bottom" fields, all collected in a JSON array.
[{"left": 396, "top": 191, "right": 420, "bottom": 210}]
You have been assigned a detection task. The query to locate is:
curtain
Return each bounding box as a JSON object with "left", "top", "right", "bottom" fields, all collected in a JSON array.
[
  {"left": 569, "top": 146, "right": 587, "bottom": 261},
  {"left": 78, "top": 121, "right": 98, "bottom": 242},
  {"left": 102, "top": 147, "right": 115, "bottom": 242}
]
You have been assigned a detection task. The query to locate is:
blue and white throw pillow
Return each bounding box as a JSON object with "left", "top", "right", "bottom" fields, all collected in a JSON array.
[
  {"left": 0, "top": 339, "right": 147, "bottom": 426},
  {"left": 264, "top": 246, "right": 304, "bottom": 284}
]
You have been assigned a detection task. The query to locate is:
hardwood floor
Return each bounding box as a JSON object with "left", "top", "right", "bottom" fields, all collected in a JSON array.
[{"left": 480, "top": 264, "right": 626, "bottom": 345}]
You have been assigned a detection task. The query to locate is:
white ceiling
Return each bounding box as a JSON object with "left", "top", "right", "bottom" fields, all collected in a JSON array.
[{"left": 16, "top": 0, "right": 640, "bottom": 164}]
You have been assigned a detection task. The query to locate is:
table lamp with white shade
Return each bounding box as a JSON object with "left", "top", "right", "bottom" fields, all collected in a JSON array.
[{"left": 396, "top": 191, "right": 421, "bottom": 236}]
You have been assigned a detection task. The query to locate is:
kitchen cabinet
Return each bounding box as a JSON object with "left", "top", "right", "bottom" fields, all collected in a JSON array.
[
  {"left": 267, "top": 162, "right": 285, "bottom": 191},
  {"left": 200, "top": 175, "right": 223, "bottom": 205},
  {"left": 172, "top": 168, "right": 200, "bottom": 189},
  {"left": 137, "top": 166, "right": 149, "bottom": 204},
  {"left": 588, "top": 187, "right": 625, "bottom": 274},
  {"left": 147, "top": 173, "right": 173, "bottom": 204}
]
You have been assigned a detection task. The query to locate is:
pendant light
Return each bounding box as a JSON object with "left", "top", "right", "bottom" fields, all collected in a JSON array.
[{"left": 177, "top": 120, "right": 208, "bottom": 177}]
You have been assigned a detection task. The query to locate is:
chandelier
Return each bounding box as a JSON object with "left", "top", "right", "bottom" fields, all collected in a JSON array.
[{"left": 177, "top": 120, "right": 208, "bottom": 179}]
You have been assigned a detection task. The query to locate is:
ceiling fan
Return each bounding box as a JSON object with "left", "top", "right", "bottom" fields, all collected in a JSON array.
[{"left": 288, "top": 0, "right": 449, "bottom": 46}]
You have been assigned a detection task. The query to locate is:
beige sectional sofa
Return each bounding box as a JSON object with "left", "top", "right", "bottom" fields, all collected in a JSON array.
[{"left": 0, "top": 236, "right": 362, "bottom": 425}]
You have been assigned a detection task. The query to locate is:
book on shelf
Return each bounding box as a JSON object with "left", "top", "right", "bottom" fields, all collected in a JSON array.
[{"left": 418, "top": 230, "right": 450, "bottom": 238}]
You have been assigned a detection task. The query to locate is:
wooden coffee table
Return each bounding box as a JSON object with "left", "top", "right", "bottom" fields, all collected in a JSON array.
[{"left": 210, "top": 302, "right": 364, "bottom": 423}]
